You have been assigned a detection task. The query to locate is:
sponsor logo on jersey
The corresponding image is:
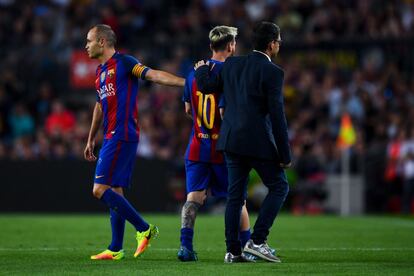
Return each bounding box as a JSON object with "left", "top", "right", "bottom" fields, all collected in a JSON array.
[
  {"left": 97, "top": 83, "right": 115, "bottom": 100},
  {"left": 197, "top": 133, "right": 219, "bottom": 140}
]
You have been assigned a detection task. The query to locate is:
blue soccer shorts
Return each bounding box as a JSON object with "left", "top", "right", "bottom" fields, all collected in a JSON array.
[
  {"left": 185, "top": 160, "right": 228, "bottom": 197},
  {"left": 94, "top": 139, "right": 138, "bottom": 188}
]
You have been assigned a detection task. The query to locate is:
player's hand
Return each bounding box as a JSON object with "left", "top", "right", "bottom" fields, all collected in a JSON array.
[
  {"left": 279, "top": 162, "right": 291, "bottom": 169},
  {"left": 194, "top": 60, "right": 210, "bottom": 70},
  {"left": 84, "top": 141, "right": 97, "bottom": 162}
]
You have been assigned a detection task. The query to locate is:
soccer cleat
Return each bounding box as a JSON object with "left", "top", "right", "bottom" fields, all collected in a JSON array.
[
  {"left": 243, "top": 239, "right": 281, "bottom": 263},
  {"left": 90, "top": 249, "right": 125, "bottom": 260},
  {"left": 224, "top": 252, "right": 255, "bottom": 263},
  {"left": 177, "top": 246, "right": 198, "bottom": 262},
  {"left": 134, "top": 224, "right": 159, "bottom": 257}
]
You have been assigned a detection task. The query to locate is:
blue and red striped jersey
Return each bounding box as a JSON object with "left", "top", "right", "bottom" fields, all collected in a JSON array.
[
  {"left": 183, "top": 59, "right": 225, "bottom": 164},
  {"left": 95, "top": 52, "right": 149, "bottom": 141}
]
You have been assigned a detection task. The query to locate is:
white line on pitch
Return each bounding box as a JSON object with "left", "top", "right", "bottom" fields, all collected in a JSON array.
[{"left": 1, "top": 247, "right": 414, "bottom": 252}]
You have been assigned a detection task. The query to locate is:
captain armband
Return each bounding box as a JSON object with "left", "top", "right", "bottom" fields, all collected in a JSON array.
[{"left": 132, "top": 64, "right": 150, "bottom": 80}]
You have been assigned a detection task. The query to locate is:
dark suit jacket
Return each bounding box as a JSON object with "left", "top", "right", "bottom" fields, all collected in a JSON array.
[{"left": 195, "top": 51, "right": 291, "bottom": 163}]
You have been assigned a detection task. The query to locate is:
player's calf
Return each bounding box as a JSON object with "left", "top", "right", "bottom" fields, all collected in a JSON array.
[{"left": 178, "top": 191, "right": 205, "bottom": 261}]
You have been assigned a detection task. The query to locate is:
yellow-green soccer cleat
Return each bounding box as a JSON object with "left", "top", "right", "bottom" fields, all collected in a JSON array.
[
  {"left": 134, "top": 224, "right": 159, "bottom": 257},
  {"left": 90, "top": 249, "right": 125, "bottom": 260}
]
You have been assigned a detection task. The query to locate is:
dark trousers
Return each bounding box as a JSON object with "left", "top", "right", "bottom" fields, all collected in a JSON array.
[{"left": 224, "top": 152, "right": 289, "bottom": 255}]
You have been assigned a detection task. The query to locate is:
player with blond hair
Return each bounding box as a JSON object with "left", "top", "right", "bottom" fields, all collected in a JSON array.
[{"left": 178, "top": 26, "right": 252, "bottom": 262}]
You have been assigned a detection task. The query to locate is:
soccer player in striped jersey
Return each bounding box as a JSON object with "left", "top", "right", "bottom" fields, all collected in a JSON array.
[
  {"left": 178, "top": 26, "right": 252, "bottom": 262},
  {"left": 84, "top": 24, "right": 184, "bottom": 260}
]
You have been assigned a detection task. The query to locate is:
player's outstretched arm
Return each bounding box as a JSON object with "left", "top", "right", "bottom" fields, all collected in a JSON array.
[
  {"left": 145, "top": 69, "right": 185, "bottom": 87},
  {"left": 84, "top": 103, "right": 102, "bottom": 162}
]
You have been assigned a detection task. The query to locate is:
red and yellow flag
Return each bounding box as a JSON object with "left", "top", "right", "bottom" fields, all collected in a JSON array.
[{"left": 337, "top": 113, "right": 356, "bottom": 149}]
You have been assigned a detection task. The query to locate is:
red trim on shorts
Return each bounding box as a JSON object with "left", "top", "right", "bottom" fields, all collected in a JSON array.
[{"left": 108, "top": 142, "right": 122, "bottom": 184}]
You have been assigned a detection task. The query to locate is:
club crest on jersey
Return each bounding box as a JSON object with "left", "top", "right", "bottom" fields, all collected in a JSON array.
[
  {"left": 108, "top": 69, "right": 115, "bottom": 78},
  {"left": 100, "top": 71, "right": 106, "bottom": 82}
]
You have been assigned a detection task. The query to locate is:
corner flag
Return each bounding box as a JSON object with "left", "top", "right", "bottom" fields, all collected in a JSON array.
[{"left": 337, "top": 113, "right": 356, "bottom": 149}]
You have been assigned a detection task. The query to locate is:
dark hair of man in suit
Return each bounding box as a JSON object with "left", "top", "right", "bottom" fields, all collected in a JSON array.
[{"left": 252, "top": 22, "right": 280, "bottom": 52}]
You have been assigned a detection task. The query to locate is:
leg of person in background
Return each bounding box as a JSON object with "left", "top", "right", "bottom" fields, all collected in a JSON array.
[{"left": 239, "top": 203, "right": 251, "bottom": 248}]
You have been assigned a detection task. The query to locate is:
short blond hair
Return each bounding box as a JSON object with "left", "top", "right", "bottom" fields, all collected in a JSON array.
[{"left": 209, "top": 25, "right": 238, "bottom": 51}]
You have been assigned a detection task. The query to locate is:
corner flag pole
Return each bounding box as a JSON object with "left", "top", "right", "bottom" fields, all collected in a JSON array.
[
  {"left": 337, "top": 113, "right": 356, "bottom": 216},
  {"left": 340, "top": 148, "right": 351, "bottom": 216}
]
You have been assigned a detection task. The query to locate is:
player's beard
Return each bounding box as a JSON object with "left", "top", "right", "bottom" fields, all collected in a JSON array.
[{"left": 88, "top": 46, "right": 103, "bottom": 59}]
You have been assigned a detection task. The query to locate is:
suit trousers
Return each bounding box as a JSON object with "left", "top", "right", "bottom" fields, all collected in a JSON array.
[{"left": 224, "top": 152, "right": 289, "bottom": 255}]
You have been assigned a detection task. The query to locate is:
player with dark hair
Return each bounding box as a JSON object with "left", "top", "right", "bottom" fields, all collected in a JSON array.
[
  {"left": 84, "top": 24, "right": 185, "bottom": 260},
  {"left": 178, "top": 26, "right": 252, "bottom": 262}
]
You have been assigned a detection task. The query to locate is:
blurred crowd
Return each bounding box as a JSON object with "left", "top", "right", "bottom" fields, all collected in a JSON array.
[{"left": 1, "top": 0, "right": 414, "bottom": 213}]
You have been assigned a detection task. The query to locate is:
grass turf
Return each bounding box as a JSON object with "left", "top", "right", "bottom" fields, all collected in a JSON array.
[{"left": 0, "top": 214, "right": 413, "bottom": 275}]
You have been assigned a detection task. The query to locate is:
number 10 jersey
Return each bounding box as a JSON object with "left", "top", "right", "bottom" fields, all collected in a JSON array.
[{"left": 182, "top": 59, "right": 224, "bottom": 164}]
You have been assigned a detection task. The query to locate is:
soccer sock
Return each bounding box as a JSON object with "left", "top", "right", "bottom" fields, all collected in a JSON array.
[
  {"left": 101, "top": 189, "right": 149, "bottom": 232},
  {"left": 239, "top": 229, "right": 251, "bottom": 248},
  {"left": 180, "top": 228, "right": 194, "bottom": 251},
  {"left": 108, "top": 208, "right": 125, "bottom": 252}
]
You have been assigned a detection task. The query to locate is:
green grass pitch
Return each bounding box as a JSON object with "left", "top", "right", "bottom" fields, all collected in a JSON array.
[{"left": 0, "top": 214, "right": 413, "bottom": 275}]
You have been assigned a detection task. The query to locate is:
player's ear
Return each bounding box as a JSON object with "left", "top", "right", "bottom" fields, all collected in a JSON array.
[
  {"left": 267, "top": 41, "right": 273, "bottom": 52},
  {"left": 98, "top": 37, "right": 105, "bottom": 47},
  {"left": 226, "top": 42, "right": 230, "bottom": 53}
]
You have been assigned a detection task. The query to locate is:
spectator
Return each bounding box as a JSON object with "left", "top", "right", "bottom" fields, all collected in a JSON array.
[
  {"left": 8, "top": 103, "right": 35, "bottom": 139},
  {"left": 44, "top": 100, "right": 75, "bottom": 137}
]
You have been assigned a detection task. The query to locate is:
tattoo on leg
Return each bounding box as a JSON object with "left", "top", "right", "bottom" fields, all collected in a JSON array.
[{"left": 181, "top": 201, "right": 201, "bottom": 229}]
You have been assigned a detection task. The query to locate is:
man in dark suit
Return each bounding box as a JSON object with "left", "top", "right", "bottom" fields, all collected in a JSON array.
[{"left": 194, "top": 22, "right": 291, "bottom": 263}]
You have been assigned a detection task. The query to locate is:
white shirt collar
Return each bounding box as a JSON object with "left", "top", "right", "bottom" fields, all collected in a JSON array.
[{"left": 253, "top": 50, "right": 271, "bottom": 62}]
